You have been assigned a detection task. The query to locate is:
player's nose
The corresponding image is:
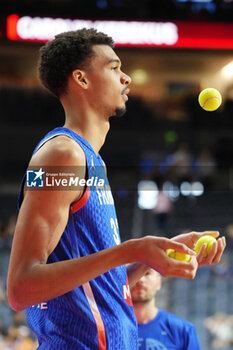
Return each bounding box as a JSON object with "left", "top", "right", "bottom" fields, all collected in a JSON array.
[
  {"left": 121, "top": 72, "right": 131, "bottom": 86},
  {"left": 136, "top": 275, "right": 146, "bottom": 285}
]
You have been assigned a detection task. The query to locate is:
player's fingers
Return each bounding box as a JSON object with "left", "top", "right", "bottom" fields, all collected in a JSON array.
[
  {"left": 163, "top": 240, "right": 196, "bottom": 256},
  {"left": 196, "top": 243, "right": 207, "bottom": 265},
  {"left": 164, "top": 257, "right": 198, "bottom": 279},
  {"left": 201, "top": 240, "right": 218, "bottom": 265},
  {"left": 212, "top": 237, "right": 226, "bottom": 264},
  {"left": 192, "top": 231, "right": 219, "bottom": 242},
  {"left": 203, "top": 231, "right": 220, "bottom": 238}
]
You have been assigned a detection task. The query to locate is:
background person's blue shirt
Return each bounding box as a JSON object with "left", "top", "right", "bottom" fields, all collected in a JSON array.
[{"left": 138, "top": 309, "right": 201, "bottom": 350}]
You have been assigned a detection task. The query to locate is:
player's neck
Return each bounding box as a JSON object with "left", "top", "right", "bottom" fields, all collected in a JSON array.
[
  {"left": 63, "top": 110, "right": 110, "bottom": 155},
  {"left": 61, "top": 93, "right": 111, "bottom": 155},
  {"left": 134, "top": 299, "right": 158, "bottom": 324}
]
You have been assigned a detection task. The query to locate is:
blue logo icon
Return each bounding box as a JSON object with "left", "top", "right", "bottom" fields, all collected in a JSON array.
[{"left": 26, "top": 168, "right": 45, "bottom": 188}]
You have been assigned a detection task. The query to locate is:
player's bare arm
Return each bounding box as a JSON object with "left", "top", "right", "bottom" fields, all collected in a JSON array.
[{"left": 7, "top": 135, "right": 88, "bottom": 310}]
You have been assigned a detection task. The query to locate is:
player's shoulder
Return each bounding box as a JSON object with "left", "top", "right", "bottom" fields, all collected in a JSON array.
[{"left": 30, "top": 135, "right": 86, "bottom": 167}]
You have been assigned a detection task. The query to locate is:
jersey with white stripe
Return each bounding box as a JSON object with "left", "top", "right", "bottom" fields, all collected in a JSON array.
[{"left": 18, "top": 127, "right": 137, "bottom": 350}]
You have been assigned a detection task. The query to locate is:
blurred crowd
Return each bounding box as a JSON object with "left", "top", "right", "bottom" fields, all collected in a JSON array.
[{"left": 156, "top": 143, "right": 217, "bottom": 187}]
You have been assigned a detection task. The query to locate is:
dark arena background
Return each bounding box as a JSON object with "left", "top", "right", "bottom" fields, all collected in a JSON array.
[{"left": 1, "top": 1, "right": 233, "bottom": 349}]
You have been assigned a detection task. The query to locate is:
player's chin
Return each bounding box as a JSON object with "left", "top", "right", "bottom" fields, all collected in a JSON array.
[
  {"left": 113, "top": 105, "right": 127, "bottom": 118},
  {"left": 132, "top": 295, "right": 146, "bottom": 303}
]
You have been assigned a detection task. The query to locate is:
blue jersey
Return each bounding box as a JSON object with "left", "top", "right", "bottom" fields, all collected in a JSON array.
[
  {"left": 138, "top": 309, "right": 201, "bottom": 350},
  {"left": 18, "top": 127, "right": 137, "bottom": 350}
]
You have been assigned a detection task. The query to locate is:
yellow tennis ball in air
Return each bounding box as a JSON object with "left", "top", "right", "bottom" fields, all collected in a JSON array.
[
  {"left": 167, "top": 249, "right": 191, "bottom": 262},
  {"left": 198, "top": 88, "right": 222, "bottom": 111},
  {"left": 195, "top": 235, "right": 216, "bottom": 258}
]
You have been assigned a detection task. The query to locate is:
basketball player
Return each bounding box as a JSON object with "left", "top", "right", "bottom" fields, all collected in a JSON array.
[
  {"left": 7, "top": 29, "right": 226, "bottom": 349},
  {"left": 131, "top": 269, "right": 201, "bottom": 349}
]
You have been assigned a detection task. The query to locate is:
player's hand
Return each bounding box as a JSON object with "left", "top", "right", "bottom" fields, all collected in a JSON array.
[
  {"left": 136, "top": 236, "right": 198, "bottom": 280},
  {"left": 195, "top": 236, "right": 226, "bottom": 267},
  {"left": 171, "top": 231, "right": 226, "bottom": 267}
]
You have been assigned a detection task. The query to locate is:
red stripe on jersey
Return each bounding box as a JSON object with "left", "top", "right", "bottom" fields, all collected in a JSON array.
[{"left": 71, "top": 188, "right": 90, "bottom": 213}]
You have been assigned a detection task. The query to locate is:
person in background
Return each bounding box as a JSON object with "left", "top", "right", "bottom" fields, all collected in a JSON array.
[
  {"left": 171, "top": 143, "right": 192, "bottom": 184},
  {"left": 131, "top": 269, "right": 201, "bottom": 350},
  {"left": 152, "top": 180, "right": 173, "bottom": 237},
  {"left": 194, "top": 148, "right": 217, "bottom": 190}
]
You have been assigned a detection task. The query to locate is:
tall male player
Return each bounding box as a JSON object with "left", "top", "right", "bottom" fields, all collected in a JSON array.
[{"left": 7, "top": 29, "right": 225, "bottom": 349}]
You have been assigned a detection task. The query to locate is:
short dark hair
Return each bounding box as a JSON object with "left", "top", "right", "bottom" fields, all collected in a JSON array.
[{"left": 39, "top": 28, "right": 114, "bottom": 97}]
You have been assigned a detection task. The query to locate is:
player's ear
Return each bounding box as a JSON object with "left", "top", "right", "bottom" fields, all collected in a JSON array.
[{"left": 72, "top": 69, "right": 88, "bottom": 89}]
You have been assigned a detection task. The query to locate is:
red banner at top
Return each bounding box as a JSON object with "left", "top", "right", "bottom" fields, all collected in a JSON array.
[{"left": 6, "top": 14, "right": 233, "bottom": 49}]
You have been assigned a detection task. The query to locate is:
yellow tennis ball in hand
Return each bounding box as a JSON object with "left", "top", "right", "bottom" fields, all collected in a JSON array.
[
  {"left": 198, "top": 88, "right": 222, "bottom": 111},
  {"left": 195, "top": 235, "right": 216, "bottom": 258},
  {"left": 167, "top": 249, "right": 191, "bottom": 262}
]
